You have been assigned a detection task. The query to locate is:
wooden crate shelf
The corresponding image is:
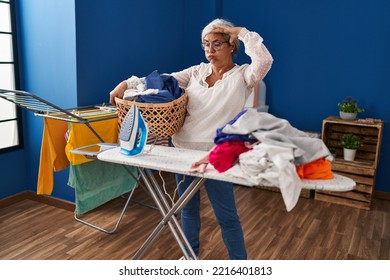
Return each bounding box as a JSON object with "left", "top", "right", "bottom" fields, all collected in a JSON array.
[
  {"left": 255, "top": 185, "right": 313, "bottom": 199},
  {"left": 314, "top": 116, "right": 383, "bottom": 210}
]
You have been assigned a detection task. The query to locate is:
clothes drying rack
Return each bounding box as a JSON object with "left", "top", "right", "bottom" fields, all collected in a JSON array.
[
  {"left": 0, "top": 89, "right": 117, "bottom": 142},
  {"left": 0, "top": 88, "right": 147, "bottom": 234}
]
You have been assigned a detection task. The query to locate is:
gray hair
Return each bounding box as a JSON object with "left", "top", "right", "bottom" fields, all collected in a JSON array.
[{"left": 201, "top": 18, "right": 240, "bottom": 54}]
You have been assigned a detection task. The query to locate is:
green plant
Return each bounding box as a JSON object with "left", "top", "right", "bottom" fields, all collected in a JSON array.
[
  {"left": 328, "top": 147, "right": 337, "bottom": 157},
  {"left": 337, "top": 96, "right": 364, "bottom": 113},
  {"left": 340, "top": 134, "right": 362, "bottom": 150}
]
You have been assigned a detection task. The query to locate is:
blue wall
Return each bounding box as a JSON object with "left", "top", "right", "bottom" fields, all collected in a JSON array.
[
  {"left": 1, "top": 0, "right": 389, "bottom": 201},
  {"left": 75, "top": 0, "right": 186, "bottom": 106},
  {"left": 0, "top": 0, "right": 78, "bottom": 202},
  {"left": 238, "top": 0, "right": 390, "bottom": 192},
  {"left": 0, "top": 148, "right": 28, "bottom": 198}
]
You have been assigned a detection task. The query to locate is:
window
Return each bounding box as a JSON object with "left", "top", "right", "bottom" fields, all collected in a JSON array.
[{"left": 0, "top": 0, "right": 22, "bottom": 152}]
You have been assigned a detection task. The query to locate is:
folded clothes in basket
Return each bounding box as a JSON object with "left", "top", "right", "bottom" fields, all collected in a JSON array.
[{"left": 136, "top": 70, "right": 184, "bottom": 103}]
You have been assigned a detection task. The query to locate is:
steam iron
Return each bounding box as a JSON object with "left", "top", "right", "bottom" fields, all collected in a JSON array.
[{"left": 119, "top": 104, "right": 148, "bottom": 156}]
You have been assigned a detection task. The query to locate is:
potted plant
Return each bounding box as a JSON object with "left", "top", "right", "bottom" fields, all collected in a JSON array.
[
  {"left": 338, "top": 96, "right": 364, "bottom": 120},
  {"left": 340, "top": 133, "right": 362, "bottom": 161}
]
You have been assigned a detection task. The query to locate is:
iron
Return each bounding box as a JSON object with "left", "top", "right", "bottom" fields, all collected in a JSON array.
[{"left": 119, "top": 104, "right": 148, "bottom": 156}]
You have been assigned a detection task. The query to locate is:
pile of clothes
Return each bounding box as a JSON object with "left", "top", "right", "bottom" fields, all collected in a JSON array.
[
  {"left": 207, "top": 109, "right": 334, "bottom": 211},
  {"left": 123, "top": 70, "right": 184, "bottom": 103}
]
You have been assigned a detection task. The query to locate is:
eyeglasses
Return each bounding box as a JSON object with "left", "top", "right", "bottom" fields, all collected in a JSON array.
[{"left": 201, "top": 41, "right": 228, "bottom": 51}]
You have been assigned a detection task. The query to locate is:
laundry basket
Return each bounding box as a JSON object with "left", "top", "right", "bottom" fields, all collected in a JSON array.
[{"left": 115, "top": 91, "right": 188, "bottom": 139}]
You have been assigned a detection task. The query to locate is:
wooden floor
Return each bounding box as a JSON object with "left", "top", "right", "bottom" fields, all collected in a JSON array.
[{"left": 1, "top": 173, "right": 390, "bottom": 260}]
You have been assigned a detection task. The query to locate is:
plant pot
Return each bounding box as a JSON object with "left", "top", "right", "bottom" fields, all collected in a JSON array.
[
  {"left": 340, "top": 111, "right": 357, "bottom": 120},
  {"left": 343, "top": 148, "right": 357, "bottom": 161}
]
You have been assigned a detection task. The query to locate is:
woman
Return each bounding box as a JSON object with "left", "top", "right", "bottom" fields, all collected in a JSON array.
[{"left": 109, "top": 18, "right": 273, "bottom": 259}]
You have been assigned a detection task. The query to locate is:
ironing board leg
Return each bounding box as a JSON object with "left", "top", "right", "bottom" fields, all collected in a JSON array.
[
  {"left": 132, "top": 168, "right": 194, "bottom": 260},
  {"left": 132, "top": 168, "right": 204, "bottom": 260},
  {"left": 122, "top": 165, "right": 159, "bottom": 211},
  {"left": 145, "top": 169, "right": 197, "bottom": 258}
]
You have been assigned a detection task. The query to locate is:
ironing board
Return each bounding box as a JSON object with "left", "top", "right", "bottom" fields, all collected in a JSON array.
[
  {"left": 0, "top": 88, "right": 139, "bottom": 234},
  {"left": 96, "top": 144, "right": 356, "bottom": 260}
]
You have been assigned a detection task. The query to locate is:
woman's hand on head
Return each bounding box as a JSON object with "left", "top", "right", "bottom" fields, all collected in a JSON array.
[
  {"left": 109, "top": 81, "right": 127, "bottom": 105},
  {"left": 211, "top": 25, "right": 243, "bottom": 45}
]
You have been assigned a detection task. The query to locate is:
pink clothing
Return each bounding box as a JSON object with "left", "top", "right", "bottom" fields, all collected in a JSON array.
[{"left": 209, "top": 141, "right": 252, "bottom": 173}]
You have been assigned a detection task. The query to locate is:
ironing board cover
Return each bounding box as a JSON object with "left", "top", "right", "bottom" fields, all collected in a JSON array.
[{"left": 98, "top": 145, "right": 355, "bottom": 192}]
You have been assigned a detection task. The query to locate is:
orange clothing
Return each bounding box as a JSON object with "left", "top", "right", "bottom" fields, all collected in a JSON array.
[
  {"left": 296, "top": 158, "right": 334, "bottom": 180},
  {"left": 37, "top": 118, "right": 70, "bottom": 194},
  {"left": 65, "top": 118, "right": 118, "bottom": 165},
  {"left": 37, "top": 116, "right": 118, "bottom": 195}
]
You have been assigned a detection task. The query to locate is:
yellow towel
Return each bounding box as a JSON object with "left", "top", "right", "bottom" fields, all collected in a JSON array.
[
  {"left": 37, "top": 118, "right": 70, "bottom": 194},
  {"left": 65, "top": 118, "right": 118, "bottom": 165}
]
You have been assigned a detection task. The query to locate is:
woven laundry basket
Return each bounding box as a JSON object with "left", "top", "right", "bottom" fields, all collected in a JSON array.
[{"left": 115, "top": 91, "right": 188, "bottom": 139}]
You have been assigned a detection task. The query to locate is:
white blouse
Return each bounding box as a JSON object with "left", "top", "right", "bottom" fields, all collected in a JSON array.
[
  {"left": 170, "top": 28, "right": 273, "bottom": 151},
  {"left": 124, "top": 28, "right": 273, "bottom": 151}
]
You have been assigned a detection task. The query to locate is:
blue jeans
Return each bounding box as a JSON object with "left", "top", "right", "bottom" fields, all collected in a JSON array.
[{"left": 176, "top": 174, "right": 247, "bottom": 260}]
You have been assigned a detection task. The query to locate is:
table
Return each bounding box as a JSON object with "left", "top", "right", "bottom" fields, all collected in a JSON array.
[{"left": 97, "top": 144, "right": 355, "bottom": 259}]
